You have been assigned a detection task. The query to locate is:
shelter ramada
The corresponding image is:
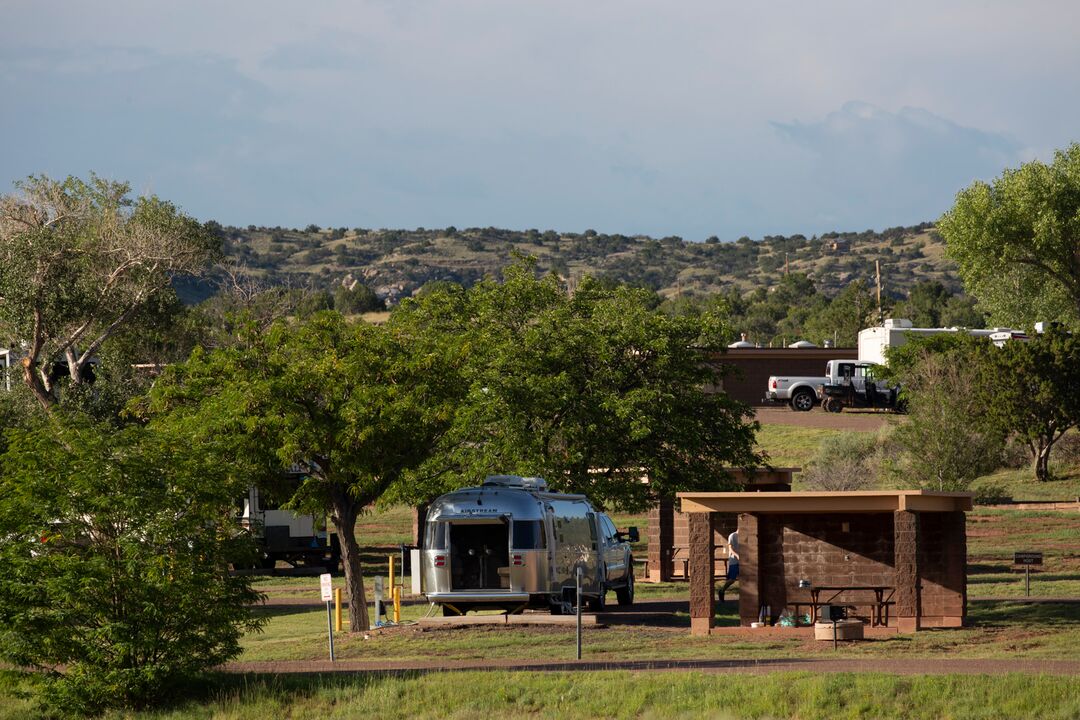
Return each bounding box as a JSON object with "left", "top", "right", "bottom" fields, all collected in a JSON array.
[{"left": 677, "top": 490, "right": 972, "bottom": 634}]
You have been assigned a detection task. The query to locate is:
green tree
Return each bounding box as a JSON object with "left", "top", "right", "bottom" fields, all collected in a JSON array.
[
  {"left": 0, "top": 418, "right": 263, "bottom": 713},
  {"left": 886, "top": 336, "right": 1006, "bottom": 490},
  {"left": 986, "top": 327, "right": 1080, "bottom": 481},
  {"left": 803, "top": 280, "right": 876, "bottom": 347},
  {"left": 139, "top": 313, "right": 463, "bottom": 632},
  {"left": 939, "top": 143, "right": 1080, "bottom": 327},
  {"left": 0, "top": 174, "right": 219, "bottom": 409},
  {"left": 334, "top": 282, "right": 383, "bottom": 314},
  {"left": 391, "top": 264, "right": 763, "bottom": 510}
]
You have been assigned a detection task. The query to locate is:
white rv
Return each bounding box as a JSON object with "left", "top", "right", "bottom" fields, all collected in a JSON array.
[{"left": 857, "top": 318, "right": 1022, "bottom": 365}]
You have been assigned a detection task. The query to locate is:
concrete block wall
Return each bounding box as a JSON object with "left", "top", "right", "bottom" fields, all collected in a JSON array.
[
  {"left": 740, "top": 513, "right": 899, "bottom": 625},
  {"left": 917, "top": 511, "right": 966, "bottom": 627}
]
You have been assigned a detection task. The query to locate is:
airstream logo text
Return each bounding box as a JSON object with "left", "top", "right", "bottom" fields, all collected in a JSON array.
[{"left": 459, "top": 508, "right": 499, "bottom": 515}]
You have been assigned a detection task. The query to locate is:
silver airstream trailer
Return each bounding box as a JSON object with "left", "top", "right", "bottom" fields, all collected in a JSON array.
[{"left": 421, "top": 475, "right": 638, "bottom": 615}]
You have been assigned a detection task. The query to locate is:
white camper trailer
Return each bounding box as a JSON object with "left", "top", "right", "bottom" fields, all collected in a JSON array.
[{"left": 857, "top": 318, "right": 1021, "bottom": 365}]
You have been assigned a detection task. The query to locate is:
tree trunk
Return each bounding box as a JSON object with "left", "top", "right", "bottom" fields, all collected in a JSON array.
[
  {"left": 20, "top": 357, "right": 54, "bottom": 410},
  {"left": 330, "top": 489, "right": 370, "bottom": 632},
  {"left": 1034, "top": 441, "right": 1054, "bottom": 482}
]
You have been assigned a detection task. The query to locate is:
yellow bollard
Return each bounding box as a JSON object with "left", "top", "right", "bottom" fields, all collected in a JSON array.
[
  {"left": 393, "top": 585, "right": 401, "bottom": 624},
  {"left": 334, "top": 587, "right": 342, "bottom": 632},
  {"left": 388, "top": 554, "right": 394, "bottom": 595}
]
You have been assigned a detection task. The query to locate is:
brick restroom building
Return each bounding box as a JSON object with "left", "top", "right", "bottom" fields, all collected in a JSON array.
[
  {"left": 706, "top": 347, "right": 857, "bottom": 406},
  {"left": 646, "top": 468, "right": 797, "bottom": 582},
  {"left": 676, "top": 491, "right": 972, "bottom": 634}
]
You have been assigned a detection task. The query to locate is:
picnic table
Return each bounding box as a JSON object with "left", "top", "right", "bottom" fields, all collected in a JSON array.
[{"left": 799, "top": 585, "right": 894, "bottom": 627}]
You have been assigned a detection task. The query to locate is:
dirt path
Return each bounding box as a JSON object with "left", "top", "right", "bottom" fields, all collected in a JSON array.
[
  {"left": 755, "top": 407, "right": 893, "bottom": 431},
  {"left": 223, "top": 657, "right": 1080, "bottom": 676}
]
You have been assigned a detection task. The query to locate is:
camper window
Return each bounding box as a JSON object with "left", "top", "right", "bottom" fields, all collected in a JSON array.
[
  {"left": 512, "top": 520, "right": 546, "bottom": 549},
  {"left": 426, "top": 521, "right": 447, "bottom": 550}
]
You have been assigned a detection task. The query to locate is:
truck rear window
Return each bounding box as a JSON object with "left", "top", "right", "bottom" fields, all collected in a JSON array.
[{"left": 512, "top": 520, "right": 546, "bottom": 549}]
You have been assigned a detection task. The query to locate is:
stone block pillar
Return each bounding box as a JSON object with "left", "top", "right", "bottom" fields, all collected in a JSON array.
[
  {"left": 894, "top": 510, "right": 920, "bottom": 632},
  {"left": 941, "top": 511, "right": 967, "bottom": 627},
  {"left": 647, "top": 496, "right": 675, "bottom": 582},
  {"left": 687, "top": 511, "right": 715, "bottom": 635},
  {"left": 738, "top": 513, "right": 761, "bottom": 626}
]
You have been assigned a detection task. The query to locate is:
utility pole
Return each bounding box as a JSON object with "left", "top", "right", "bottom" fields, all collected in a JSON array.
[{"left": 875, "top": 260, "right": 883, "bottom": 324}]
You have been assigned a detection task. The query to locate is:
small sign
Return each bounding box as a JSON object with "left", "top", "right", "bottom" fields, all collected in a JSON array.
[
  {"left": 1014, "top": 551, "right": 1043, "bottom": 566},
  {"left": 320, "top": 573, "right": 333, "bottom": 602}
]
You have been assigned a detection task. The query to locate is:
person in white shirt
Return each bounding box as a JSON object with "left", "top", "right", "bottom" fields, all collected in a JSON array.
[{"left": 718, "top": 529, "right": 738, "bottom": 603}]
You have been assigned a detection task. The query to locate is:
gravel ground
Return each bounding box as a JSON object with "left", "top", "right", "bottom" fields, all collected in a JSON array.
[{"left": 754, "top": 407, "right": 894, "bottom": 431}]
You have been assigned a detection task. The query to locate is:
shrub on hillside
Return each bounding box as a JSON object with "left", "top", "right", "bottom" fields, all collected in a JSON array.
[{"left": 800, "top": 432, "right": 881, "bottom": 491}]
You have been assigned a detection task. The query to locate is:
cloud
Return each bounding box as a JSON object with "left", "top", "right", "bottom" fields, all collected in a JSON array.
[{"left": 767, "top": 102, "right": 1025, "bottom": 230}]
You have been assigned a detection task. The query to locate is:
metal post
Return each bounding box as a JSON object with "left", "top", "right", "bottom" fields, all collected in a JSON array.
[
  {"left": 334, "top": 588, "right": 343, "bottom": 632},
  {"left": 1025, "top": 565, "right": 1031, "bottom": 597},
  {"left": 388, "top": 554, "right": 395, "bottom": 595},
  {"left": 393, "top": 586, "right": 401, "bottom": 624},
  {"left": 576, "top": 566, "right": 583, "bottom": 660},
  {"left": 326, "top": 601, "right": 336, "bottom": 662},
  {"left": 832, "top": 620, "right": 838, "bottom": 650},
  {"left": 400, "top": 544, "right": 406, "bottom": 591}
]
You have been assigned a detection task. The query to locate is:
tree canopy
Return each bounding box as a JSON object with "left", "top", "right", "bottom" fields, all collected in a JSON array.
[
  {"left": 391, "top": 264, "right": 764, "bottom": 510},
  {"left": 0, "top": 174, "right": 219, "bottom": 409},
  {"left": 139, "top": 312, "right": 464, "bottom": 631},
  {"left": 940, "top": 142, "right": 1080, "bottom": 328}
]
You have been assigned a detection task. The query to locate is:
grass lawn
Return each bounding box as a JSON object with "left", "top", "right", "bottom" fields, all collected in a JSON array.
[
  {"left": 3, "top": 669, "right": 1078, "bottom": 720},
  {"left": 236, "top": 599, "right": 1080, "bottom": 664},
  {"left": 752, "top": 423, "right": 847, "bottom": 471}
]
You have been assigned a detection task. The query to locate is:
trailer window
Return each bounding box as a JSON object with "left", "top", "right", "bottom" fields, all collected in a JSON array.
[
  {"left": 425, "top": 521, "right": 447, "bottom": 550},
  {"left": 512, "top": 520, "right": 546, "bottom": 549}
]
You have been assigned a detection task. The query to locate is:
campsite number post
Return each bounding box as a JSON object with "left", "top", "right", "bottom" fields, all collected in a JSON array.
[
  {"left": 1014, "top": 552, "right": 1043, "bottom": 597},
  {"left": 320, "top": 573, "right": 335, "bottom": 662}
]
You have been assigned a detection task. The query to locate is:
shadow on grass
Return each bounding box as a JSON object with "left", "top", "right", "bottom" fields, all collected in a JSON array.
[{"left": 969, "top": 600, "right": 1080, "bottom": 628}]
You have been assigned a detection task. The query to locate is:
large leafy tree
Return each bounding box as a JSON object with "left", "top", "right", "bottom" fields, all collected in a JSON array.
[
  {"left": 986, "top": 327, "right": 1080, "bottom": 481},
  {"left": 939, "top": 143, "right": 1080, "bottom": 327},
  {"left": 391, "top": 264, "right": 763, "bottom": 510},
  {"left": 0, "top": 174, "right": 219, "bottom": 409},
  {"left": 139, "top": 312, "right": 463, "bottom": 632},
  {"left": 0, "top": 418, "right": 263, "bottom": 713}
]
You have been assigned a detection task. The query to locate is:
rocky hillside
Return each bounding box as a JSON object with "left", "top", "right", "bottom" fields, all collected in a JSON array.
[{"left": 207, "top": 222, "right": 958, "bottom": 305}]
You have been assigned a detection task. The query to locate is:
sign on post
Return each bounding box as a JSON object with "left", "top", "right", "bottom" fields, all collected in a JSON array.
[
  {"left": 320, "top": 573, "right": 334, "bottom": 602},
  {"left": 319, "top": 573, "right": 335, "bottom": 661},
  {"left": 1013, "top": 551, "right": 1043, "bottom": 597}
]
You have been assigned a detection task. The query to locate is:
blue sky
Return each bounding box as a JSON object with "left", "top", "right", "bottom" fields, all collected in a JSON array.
[{"left": 2, "top": 1, "right": 1078, "bottom": 240}]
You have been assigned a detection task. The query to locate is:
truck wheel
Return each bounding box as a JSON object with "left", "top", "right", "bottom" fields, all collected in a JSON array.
[
  {"left": 791, "top": 389, "right": 814, "bottom": 412},
  {"left": 616, "top": 570, "right": 635, "bottom": 606},
  {"left": 587, "top": 588, "right": 607, "bottom": 612}
]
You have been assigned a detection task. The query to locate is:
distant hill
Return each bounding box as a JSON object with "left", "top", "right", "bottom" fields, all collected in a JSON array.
[{"left": 204, "top": 222, "right": 959, "bottom": 305}]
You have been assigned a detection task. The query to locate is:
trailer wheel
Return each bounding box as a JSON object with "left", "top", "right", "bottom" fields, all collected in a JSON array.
[
  {"left": 587, "top": 590, "right": 606, "bottom": 612},
  {"left": 616, "top": 569, "right": 635, "bottom": 606},
  {"left": 791, "top": 389, "right": 815, "bottom": 412}
]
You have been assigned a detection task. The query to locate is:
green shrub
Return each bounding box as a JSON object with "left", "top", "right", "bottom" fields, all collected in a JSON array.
[{"left": 0, "top": 419, "right": 264, "bottom": 714}]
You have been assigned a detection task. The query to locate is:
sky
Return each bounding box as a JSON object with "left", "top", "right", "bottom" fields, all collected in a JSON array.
[{"left": 2, "top": 1, "right": 1078, "bottom": 240}]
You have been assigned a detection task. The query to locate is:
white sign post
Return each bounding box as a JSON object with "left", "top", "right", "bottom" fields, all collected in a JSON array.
[{"left": 320, "top": 573, "right": 335, "bottom": 661}]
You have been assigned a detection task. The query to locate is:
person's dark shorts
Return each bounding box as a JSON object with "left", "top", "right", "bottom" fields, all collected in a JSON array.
[{"left": 726, "top": 560, "right": 739, "bottom": 581}]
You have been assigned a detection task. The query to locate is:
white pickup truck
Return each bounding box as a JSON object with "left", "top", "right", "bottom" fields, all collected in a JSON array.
[{"left": 765, "top": 359, "right": 873, "bottom": 411}]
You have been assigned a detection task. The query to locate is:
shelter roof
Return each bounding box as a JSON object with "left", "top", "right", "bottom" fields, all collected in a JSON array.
[{"left": 677, "top": 490, "right": 973, "bottom": 514}]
